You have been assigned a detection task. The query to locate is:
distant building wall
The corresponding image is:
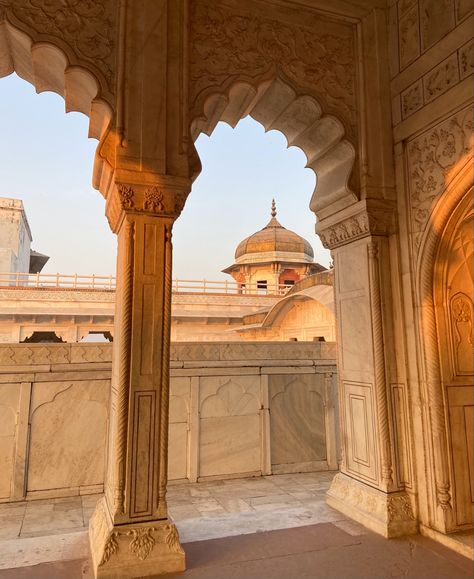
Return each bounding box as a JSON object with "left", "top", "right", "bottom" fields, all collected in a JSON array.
[{"left": 0, "top": 198, "right": 32, "bottom": 274}]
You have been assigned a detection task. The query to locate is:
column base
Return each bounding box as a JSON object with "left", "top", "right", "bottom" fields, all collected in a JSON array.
[
  {"left": 326, "top": 473, "right": 418, "bottom": 538},
  {"left": 89, "top": 498, "right": 186, "bottom": 579}
]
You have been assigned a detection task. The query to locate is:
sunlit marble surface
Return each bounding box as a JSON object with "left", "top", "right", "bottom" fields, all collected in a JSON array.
[{"left": 0, "top": 471, "right": 362, "bottom": 570}]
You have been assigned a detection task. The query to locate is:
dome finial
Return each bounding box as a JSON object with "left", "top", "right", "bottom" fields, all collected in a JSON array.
[{"left": 271, "top": 198, "right": 277, "bottom": 218}]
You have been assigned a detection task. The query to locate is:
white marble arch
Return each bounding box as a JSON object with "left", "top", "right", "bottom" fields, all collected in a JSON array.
[
  {"left": 416, "top": 155, "right": 474, "bottom": 535},
  {"left": 0, "top": 19, "right": 113, "bottom": 179},
  {"left": 190, "top": 77, "right": 357, "bottom": 220}
]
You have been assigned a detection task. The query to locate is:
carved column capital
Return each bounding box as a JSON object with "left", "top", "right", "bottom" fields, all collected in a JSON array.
[
  {"left": 104, "top": 171, "right": 191, "bottom": 233},
  {"left": 316, "top": 199, "right": 397, "bottom": 250}
]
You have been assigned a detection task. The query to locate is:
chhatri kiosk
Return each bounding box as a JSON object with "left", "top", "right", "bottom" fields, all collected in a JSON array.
[{"left": 222, "top": 200, "right": 325, "bottom": 294}]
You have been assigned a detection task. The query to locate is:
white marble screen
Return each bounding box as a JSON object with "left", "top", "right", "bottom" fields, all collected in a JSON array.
[
  {"left": 27, "top": 380, "right": 108, "bottom": 494},
  {"left": 199, "top": 375, "right": 261, "bottom": 478},
  {"left": 269, "top": 374, "right": 326, "bottom": 469}
]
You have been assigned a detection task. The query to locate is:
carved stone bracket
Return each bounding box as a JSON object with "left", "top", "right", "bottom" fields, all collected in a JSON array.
[{"left": 316, "top": 199, "right": 397, "bottom": 250}]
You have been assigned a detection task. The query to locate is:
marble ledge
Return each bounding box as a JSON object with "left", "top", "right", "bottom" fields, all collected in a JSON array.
[
  {"left": 33, "top": 370, "right": 111, "bottom": 382},
  {"left": 0, "top": 367, "right": 48, "bottom": 377},
  {"left": 180, "top": 359, "right": 315, "bottom": 368},
  {"left": 26, "top": 484, "right": 103, "bottom": 501},
  {"left": 49, "top": 363, "right": 112, "bottom": 373}
]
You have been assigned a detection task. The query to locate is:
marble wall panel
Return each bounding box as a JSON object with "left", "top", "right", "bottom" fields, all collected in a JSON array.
[
  {"left": 455, "top": 0, "right": 474, "bottom": 22},
  {"left": 399, "top": 3, "right": 421, "bottom": 69},
  {"left": 168, "top": 423, "right": 188, "bottom": 481},
  {"left": 337, "top": 243, "right": 368, "bottom": 293},
  {"left": 27, "top": 380, "right": 108, "bottom": 492},
  {"left": 269, "top": 374, "right": 326, "bottom": 467},
  {"left": 199, "top": 376, "right": 260, "bottom": 418},
  {"left": 401, "top": 79, "right": 424, "bottom": 118},
  {"left": 199, "top": 415, "right": 261, "bottom": 477},
  {"left": 339, "top": 296, "right": 372, "bottom": 375},
  {"left": 420, "top": 0, "right": 456, "bottom": 51},
  {"left": 344, "top": 382, "right": 378, "bottom": 483},
  {"left": 169, "top": 377, "right": 191, "bottom": 481},
  {"left": 423, "top": 52, "right": 459, "bottom": 103},
  {"left": 458, "top": 39, "right": 474, "bottom": 79},
  {"left": 0, "top": 384, "right": 20, "bottom": 499}
]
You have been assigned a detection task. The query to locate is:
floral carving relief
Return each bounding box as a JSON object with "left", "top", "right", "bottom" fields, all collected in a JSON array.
[
  {"left": 1, "top": 0, "right": 117, "bottom": 94},
  {"left": 190, "top": 0, "right": 357, "bottom": 137},
  {"left": 423, "top": 53, "right": 459, "bottom": 104},
  {"left": 407, "top": 106, "right": 473, "bottom": 249},
  {"left": 127, "top": 527, "right": 156, "bottom": 561},
  {"left": 450, "top": 293, "right": 474, "bottom": 375},
  {"left": 401, "top": 81, "right": 424, "bottom": 118},
  {"left": 459, "top": 40, "right": 474, "bottom": 79},
  {"left": 96, "top": 523, "right": 184, "bottom": 566}
]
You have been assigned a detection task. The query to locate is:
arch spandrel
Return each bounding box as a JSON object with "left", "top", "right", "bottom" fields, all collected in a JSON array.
[
  {"left": 189, "top": 0, "right": 360, "bottom": 218},
  {"left": 190, "top": 0, "right": 358, "bottom": 137},
  {"left": 0, "top": 0, "right": 117, "bottom": 103}
]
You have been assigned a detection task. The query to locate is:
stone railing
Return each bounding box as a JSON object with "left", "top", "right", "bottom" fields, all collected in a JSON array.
[
  {"left": 0, "top": 272, "right": 294, "bottom": 296},
  {"left": 0, "top": 342, "right": 338, "bottom": 502}
]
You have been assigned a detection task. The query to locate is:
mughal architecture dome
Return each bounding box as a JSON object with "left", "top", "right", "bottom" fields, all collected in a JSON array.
[
  {"left": 235, "top": 200, "right": 314, "bottom": 263},
  {"left": 223, "top": 200, "right": 325, "bottom": 290}
]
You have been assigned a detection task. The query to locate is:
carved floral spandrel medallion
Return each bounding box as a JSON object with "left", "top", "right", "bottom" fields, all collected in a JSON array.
[{"left": 190, "top": 0, "right": 358, "bottom": 138}]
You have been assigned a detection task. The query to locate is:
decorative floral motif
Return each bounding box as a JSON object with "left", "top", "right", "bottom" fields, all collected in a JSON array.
[
  {"left": 423, "top": 54, "right": 459, "bottom": 104},
  {"left": 401, "top": 81, "right": 423, "bottom": 118},
  {"left": 407, "top": 106, "right": 473, "bottom": 249},
  {"left": 387, "top": 495, "right": 415, "bottom": 522},
  {"left": 143, "top": 187, "right": 164, "bottom": 212},
  {"left": 190, "top": 0, "right": 357, "bottom": 136},
  {"left": 459, "top": 40, "right": 473, "bottom": 79},
  {"left": 165, "top": 524, "right": 184, "bottom": 554},
  {"left": 99, "top": 532, "right": 119, "bottom": 566},
  {"left": 127, "top": 527, "right": 156, "bottom": 561},
  {"left": 117, "top": 184, "right": 135, "bottom": 210},
  {"left": 318, "top": 212, "right": 373, "bottom": 249}
]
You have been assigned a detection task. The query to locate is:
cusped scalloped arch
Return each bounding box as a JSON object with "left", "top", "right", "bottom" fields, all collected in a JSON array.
[
  {"left": 0, "top": 20, "right": 113, "bottom": 141},
  {"left": 190, "top": 78, "right": 358, "bottom": 220}
]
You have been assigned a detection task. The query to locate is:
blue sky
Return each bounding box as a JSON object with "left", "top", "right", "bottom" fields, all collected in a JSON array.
[{"left": 0, "top": 73, "right": 329, "bottom": 279}]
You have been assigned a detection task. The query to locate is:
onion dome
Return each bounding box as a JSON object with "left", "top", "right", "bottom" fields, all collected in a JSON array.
[{"left": 234, "top": 199, "right": 314, "bottom": 263}]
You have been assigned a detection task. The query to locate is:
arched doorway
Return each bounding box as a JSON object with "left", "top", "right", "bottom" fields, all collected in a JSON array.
[{"left": 417, "top": 158, "right": 474, "bottom": 536}]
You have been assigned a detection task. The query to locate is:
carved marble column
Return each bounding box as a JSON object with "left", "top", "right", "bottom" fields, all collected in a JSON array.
[
  {"left": 89, "top": 175, "right": 189, "bottom": 578},
  {"left": 317, "top": 199, "right": 418, "bottom": 538}
]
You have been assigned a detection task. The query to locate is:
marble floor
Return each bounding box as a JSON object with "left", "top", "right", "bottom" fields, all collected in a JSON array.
[{"left": 0, "top": 471, "right": 361, "bottom": 570}]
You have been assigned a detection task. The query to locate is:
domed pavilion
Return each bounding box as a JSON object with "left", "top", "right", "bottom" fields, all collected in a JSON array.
[{"left": 222, "top": 200, "right": 326, "bottom": 293}]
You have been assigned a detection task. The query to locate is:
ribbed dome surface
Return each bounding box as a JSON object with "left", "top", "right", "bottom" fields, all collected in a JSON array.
[{"left": 235, "top": 203, "right": 314, "bottom": 260}]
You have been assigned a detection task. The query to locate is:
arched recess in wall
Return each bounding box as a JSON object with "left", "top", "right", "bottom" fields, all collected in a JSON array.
[
  {"left": 0, "top": 18, "right": 114, "bottom": 183},
  {"left": 190, "top": 77, "right": 357, "bottom": 221},
  {"left": 417, "top": 154, "right": 474, "bottom": 533}
]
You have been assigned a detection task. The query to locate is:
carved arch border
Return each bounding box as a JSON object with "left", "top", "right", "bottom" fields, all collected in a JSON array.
[
  {"left": 0, "top": 16, "right": 114, "bottom": 183},
  {"left": 189, "top": 77, "right": 358, "bottom": 221},
  {"left": 416, "top": 154, "right": 474, "bottom": 532},
  {"left": 188, "top": 0, "right": 362, "bottom": 220}
]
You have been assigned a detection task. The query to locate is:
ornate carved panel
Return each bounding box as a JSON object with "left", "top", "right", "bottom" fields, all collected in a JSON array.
[
  {"left": 0, "top": 0, "right": 117, "bottom": 97},
  {"left": 189, "top": 0, "right": 358, "bottom": 139},
  {"left": 407, "top": 105, "right": 473, "bottom": 250}
]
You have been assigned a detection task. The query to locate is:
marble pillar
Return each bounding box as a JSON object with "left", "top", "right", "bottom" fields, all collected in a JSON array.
[
  {"left": 89, "top": 176, "right": 189, "bottom": 578},
  {"left": 317, "top": 200, "right": 418, "bottom": 538}
]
